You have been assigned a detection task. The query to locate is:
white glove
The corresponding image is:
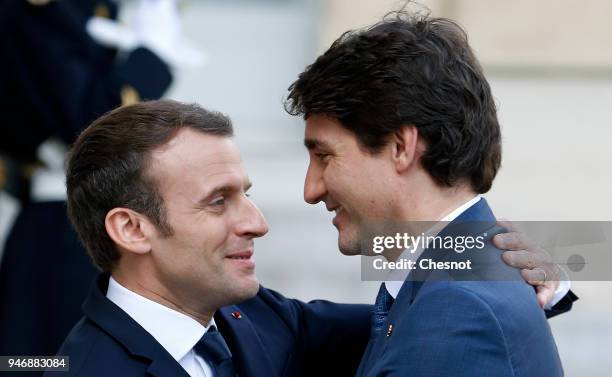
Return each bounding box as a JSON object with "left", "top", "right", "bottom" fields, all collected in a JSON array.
[
  {"left": 31, "top": 139, "right": 69, "bottom": 202},
  {"left": 86, "top": 16, "right": 138, "bottom": 51},
  {"left": 86, "top": 0, "right": 206, "bottom": 69},
  {"left": 134, "top": 0, "right": 206, "bottom": 68}
]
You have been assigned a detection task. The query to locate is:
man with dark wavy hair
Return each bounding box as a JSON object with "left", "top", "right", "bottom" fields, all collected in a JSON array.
[{"left": 286, "top": 11, "right": 573, "bottom": 377}]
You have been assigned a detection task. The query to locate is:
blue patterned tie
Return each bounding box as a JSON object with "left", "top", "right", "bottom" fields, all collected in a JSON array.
[
  {"left": 371, "top": 283, "right": 395, "bottom": 338},
  {"left": 194, "top": 326, "right": 236, "bottom": 377}
]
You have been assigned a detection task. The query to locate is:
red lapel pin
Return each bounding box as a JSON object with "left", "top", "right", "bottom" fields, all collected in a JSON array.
[{"left": 231, "top": 311, "right": 243, "bottom": 319}]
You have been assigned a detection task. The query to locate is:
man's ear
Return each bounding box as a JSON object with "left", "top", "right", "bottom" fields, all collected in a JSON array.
[
  {"left": 105, "top": 208, "right": 153, "bottom": 255},
  {"left": 390, "top": 125, "right": 420, "bottom": 173}
]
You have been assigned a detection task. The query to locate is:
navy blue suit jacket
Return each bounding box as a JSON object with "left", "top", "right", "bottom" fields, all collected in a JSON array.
[
  {"left": 356, "top": 199, "right": 564, "bottom": 377},
  {"left": 44, "top": 275, "right": 371, "bottom": 377}
]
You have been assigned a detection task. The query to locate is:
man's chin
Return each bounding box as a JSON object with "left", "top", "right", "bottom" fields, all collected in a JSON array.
[
  {"left": 338, "top": 237, "right": 363, "bottom": 256},
  {"left": 225, "top": 276, "right": 260, "bottom": 304},
  {"left": 242, "top": 276, "right": 260, "bottom": 294}
]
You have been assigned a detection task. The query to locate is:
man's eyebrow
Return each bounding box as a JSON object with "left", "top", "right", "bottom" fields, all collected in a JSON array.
[
  {"left": 197, "top": 180, "right": 251, "bottom": 205},
  {"left": 304, "top": 138, "right": 332, "bottom": 151},
  {"left": 197, "top": 186, "right": 228, "bottom": 205}
]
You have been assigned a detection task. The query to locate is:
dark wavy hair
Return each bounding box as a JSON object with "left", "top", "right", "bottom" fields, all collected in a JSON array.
[
  {"left": 285, "top": 11, "right": 501, "bottom": 193},
  {"left": 66, "top": 100, "right": 233, "bottom": 272}
]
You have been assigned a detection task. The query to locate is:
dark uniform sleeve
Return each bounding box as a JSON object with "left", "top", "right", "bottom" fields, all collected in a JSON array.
[
  {"left": 0, "top": 0, "right": 172, "bottom": 162},
  {"left": 545, "top": 289, "right": 579, "bottom": 319}
]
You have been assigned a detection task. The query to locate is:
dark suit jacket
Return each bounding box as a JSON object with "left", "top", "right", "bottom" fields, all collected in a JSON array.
[
  {"left": 43, "top": 274, "right": 371, "bottom": 377},
  {"left": 356, "top": 199, "right": 566, "bottom": 377}
]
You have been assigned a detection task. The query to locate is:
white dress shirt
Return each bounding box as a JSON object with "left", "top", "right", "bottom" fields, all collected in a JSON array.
[
  {"left": 106, "top": 277, "right": 216, "bottom": 377},
  {"left": 384, "top": 196, "right": 570, "bottom": 309}
]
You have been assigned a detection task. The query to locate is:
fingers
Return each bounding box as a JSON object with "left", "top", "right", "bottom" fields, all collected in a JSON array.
[
  {"left": 521, "top": 264, "right": 561, "bottom": 283},
  {"left": 496, "top": 218, "right": 519, "bottom": 232},
  {"left": 521, "top": 267, "right": 561, "bottom": 309},
  {"left": 502, "top": 249, "right": 552, "bottom": 269},
  {"left": 493, "top": 231, "right": 534, "bottom": 251},
  {"left": 494, "top": 222, "right": 564, "bottom": 309},
  {"left": 521, "top": 268, "right": 548, "bottom": 286},
  {"left": 536, "top": 284, "right": 556, "bottom": 309}
]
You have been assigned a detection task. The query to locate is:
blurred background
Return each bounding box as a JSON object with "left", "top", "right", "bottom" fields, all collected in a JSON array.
[{"left": 0, "top": 0, "right": 610, "bottom": 376}]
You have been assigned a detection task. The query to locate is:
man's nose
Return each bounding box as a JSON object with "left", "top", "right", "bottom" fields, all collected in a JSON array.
[
  {"left": 236, "top": 197, "right": 269, "bottom": 238},
  {"left": 303, "top": 163, "right": 326, "bottom": 204}
]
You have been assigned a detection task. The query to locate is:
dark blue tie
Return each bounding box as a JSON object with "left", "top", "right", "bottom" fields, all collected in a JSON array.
[
  {"left": 194, "top": 326, "right": 236, "bottom": 377},
  {"left": 371, "top": 283, "right": 395, "bottom": 338}
]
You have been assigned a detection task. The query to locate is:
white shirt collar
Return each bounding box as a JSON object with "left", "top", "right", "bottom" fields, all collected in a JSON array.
[
  {"left": 106, "top": 276, "right": 215, "bottom": 362},
  {"left": 438, "top": 195, "right": 482, "bottom": 223},
  {"left": 384, "top": 195, "right": 481, "bottom": 298}
]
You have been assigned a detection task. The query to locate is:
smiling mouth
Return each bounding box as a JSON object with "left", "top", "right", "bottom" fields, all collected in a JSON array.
[
  {"left": 331, "top": 206, "right": 344, "bottom": 227},
  {"left": 225, "top": 251, "right": 255, "bottom": 268},
  {"left": 226, "top": 250, "right": 253, "bottom": 259},
  {"left": 327, "top": 205, "right": 343, "bottom": 214}
]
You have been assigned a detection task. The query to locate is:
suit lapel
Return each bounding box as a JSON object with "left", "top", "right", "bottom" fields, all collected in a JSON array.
[
  {"left": 356, "top": 281, "right": 417, "bottom": 377},
  {"left": 216, "top": 305, "right": 277, "bottom": 377},
  {"left": 83, "top": 275, "right": 190, "bottom": 377},
  {"left": 146, "top": 358, "right": 191, "bottom": 377}
]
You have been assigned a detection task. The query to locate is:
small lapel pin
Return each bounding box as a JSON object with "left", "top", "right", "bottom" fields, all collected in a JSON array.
[
  {"left": 386, "top": 324, "right": 394, "bottom": 337},
  {"left": 231, "top": 311, "right": 243, "bottom": 319}
]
